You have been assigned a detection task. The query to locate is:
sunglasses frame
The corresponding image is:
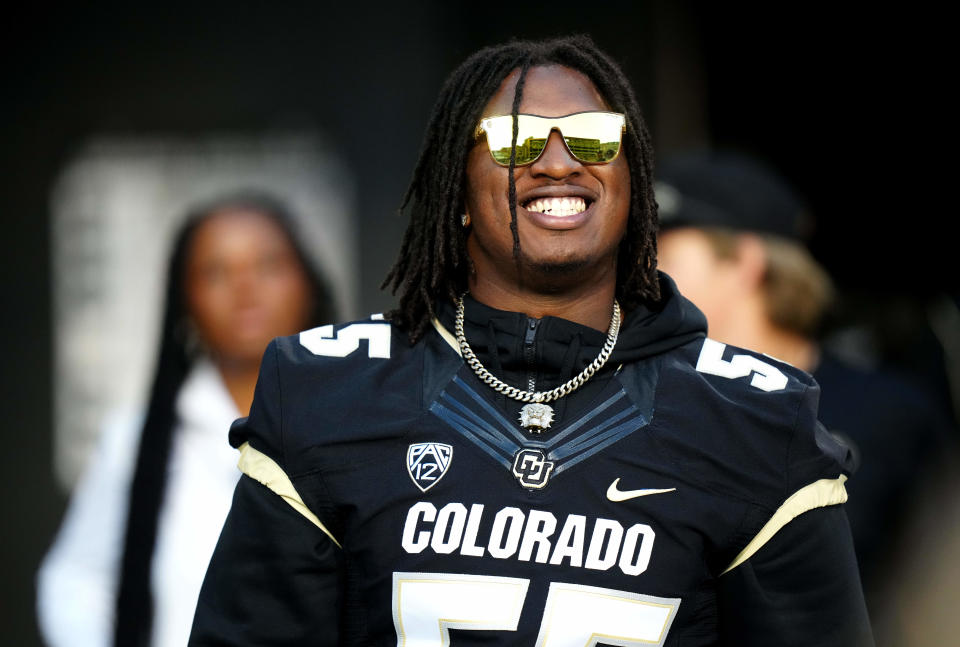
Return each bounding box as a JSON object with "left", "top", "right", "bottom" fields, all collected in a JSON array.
[{"left": 474, "top": 110, "right": 626, "bottom": 167}]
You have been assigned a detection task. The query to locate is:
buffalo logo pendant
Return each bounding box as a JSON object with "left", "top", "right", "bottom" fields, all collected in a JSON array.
[{"left": 519, "top": 402, "right": 554, "bottom": 432}]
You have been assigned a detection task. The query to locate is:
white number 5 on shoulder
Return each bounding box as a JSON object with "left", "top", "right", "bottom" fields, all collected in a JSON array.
[
  {"left": 299, "top": 323, "right": 391, "bottom": 359},
  {"left": 695, "top": 339, "right": 788, "bottom": 392}
]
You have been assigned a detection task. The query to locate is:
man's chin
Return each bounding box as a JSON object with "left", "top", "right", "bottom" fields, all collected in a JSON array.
[
  {"left": 526, "top": 258, "right": 590, "bottom": 276},
  {"left": 517, "top": 255, "right": 595, "bottom": 293}
]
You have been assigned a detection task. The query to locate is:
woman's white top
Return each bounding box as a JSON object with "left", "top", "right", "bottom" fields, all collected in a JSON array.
[{"left": 37, "top": 360, "right": 242, "bottom": 647}]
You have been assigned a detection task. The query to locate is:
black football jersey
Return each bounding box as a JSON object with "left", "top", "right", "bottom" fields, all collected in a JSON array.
[{"left": 191, "top": 282, "right": 872, "bottom": 646}]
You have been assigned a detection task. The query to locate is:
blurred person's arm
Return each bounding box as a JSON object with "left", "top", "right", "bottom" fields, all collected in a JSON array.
[{"left": 36, "top": 410, "right": 142, "bottom": 647}]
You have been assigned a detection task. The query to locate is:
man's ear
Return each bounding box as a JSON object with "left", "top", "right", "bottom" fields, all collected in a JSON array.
[{"left": 733, "top": 233, "right": 768, "bottom": 290}]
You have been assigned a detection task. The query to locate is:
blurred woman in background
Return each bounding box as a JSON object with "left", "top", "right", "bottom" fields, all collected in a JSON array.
[{"left": 37, "top": 191, "right": 336, "bottom": 647}]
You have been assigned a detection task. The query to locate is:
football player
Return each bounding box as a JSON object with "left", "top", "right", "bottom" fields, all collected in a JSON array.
[{"left": 190, "top": 36, "right": 873, "bottom": 646}]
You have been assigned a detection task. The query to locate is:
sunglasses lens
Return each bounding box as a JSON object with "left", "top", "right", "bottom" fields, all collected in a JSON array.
[
  {"left": 560, "top": 112, "right": 623, "bottom": 163},
  {"left": 483, "top": 116, "right": 541, "bottom": 165},
  {"left": 480, "top": 113, "right": 624, "bottom": 166},
  {"left": 564, "top": 136, "right": 619, "bottom": 163}
]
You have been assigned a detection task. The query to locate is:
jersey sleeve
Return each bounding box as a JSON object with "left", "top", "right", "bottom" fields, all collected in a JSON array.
[
  {"left": 190, "top": 338, "right": 345, "bottom": 645},
  {"left": 717, "top": 368, "right": 872, "bottom": 645},
  {"left": 717, "top": 505, "right": 874, "bottom": 646},
  {"left": 720, "top": 365, "right": 858, "bottom": 574},
  {"left": 227, "top": 338, "right": 286, "bottom": 460},
  {"left": 189, "top": 476, "right": 344, "bottom": 645},
  {"left": 786, "top": 377, "right": 856, "bottom": 493}
]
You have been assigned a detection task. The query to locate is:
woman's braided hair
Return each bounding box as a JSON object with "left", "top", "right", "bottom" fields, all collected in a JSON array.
[{"left": 383, "top": 34, "right": 661, "bottom": 342}]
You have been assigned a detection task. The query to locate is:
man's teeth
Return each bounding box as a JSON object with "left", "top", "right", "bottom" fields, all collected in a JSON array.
[{"left": 525, "top": 196, "right": 587, "bottom": 216}]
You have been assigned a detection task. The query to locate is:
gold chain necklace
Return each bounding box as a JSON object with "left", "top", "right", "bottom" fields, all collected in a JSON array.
[{"left": 454, "top": 296, "right": 621, "bottom": 432}]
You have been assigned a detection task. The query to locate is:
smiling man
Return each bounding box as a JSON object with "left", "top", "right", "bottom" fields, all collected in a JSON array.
[{"left": 190, "top": 36, "right": 873, "bottom": 646}]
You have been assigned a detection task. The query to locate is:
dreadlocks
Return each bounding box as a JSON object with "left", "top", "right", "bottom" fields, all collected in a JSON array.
[{"left": 382, "top": 34, "right": 661, "bottom": 343}]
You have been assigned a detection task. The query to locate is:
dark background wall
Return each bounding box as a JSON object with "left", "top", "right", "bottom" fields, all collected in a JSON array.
[{"left": 1, "top": 2, "right": 949, "bottom": 643}]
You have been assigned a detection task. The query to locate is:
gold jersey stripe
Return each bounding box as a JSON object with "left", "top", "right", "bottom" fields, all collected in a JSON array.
[
  {"left": 237, "top": 441, "right": 342, "bottom": 549},
  {"left": 432, "top": 317, "right": 461, "bottom": 356},
  {"left": 722, "top": 475, "right": 848, "bottom": 575}
]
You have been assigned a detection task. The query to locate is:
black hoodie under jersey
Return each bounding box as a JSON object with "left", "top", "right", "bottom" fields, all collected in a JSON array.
[{"left": 444, "top": 274, "right": 708, "bottom": 428}]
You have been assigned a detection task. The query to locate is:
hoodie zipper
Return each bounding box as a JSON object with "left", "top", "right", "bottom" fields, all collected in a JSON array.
[{"left": 524, "top": 317, "right": 540, "bottom": 392}]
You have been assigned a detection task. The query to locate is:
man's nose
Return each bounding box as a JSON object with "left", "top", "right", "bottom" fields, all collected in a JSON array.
[{"left": 528, "top": 130, "right": 581, "bottom": 178}]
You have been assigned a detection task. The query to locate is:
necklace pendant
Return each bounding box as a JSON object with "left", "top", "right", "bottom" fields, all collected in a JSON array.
[{"left": 519, "top": 402, "right": 554, "bottom": 432}]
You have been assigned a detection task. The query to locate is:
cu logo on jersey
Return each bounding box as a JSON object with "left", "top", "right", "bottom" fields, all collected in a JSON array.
[
  {"left": 512, "top": 449, "right": 555, "bottom": 490},
  {"left": 407, "top": 443, "right": 453, "bottom": 492}
]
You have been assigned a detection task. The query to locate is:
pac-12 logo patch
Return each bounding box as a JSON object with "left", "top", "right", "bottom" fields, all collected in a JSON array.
[{"left": 407, "top": 443, "right": 453, "bottom": 492}]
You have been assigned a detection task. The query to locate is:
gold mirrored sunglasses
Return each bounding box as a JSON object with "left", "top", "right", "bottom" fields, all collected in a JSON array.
[{"left": 474, "top": 111, "right": 626, "bottom": 166}]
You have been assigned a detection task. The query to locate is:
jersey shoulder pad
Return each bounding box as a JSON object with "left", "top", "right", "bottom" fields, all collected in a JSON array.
[
  {"left": 266, "top": 316, "right": 436, "bottom": 477},
  {"left": 686, "top": 337, "right": 813, "bottom": 394},
  {"left": 650, "top": 337, "right": 851, "bottom": 509},
  {"left": 229, "top": 316, "right": 404, "bottom": 463},
  {"left": 284, "top": 314, "right": 398, "bottom": 366}
]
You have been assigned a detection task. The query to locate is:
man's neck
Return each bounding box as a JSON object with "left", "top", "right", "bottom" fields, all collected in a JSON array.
[
  {"left": 711, "top": 304, "right": 819, "bottom": 372},
  {"left": 467, "top": 276, "right": 617, "bottom": 332},
  {"left": 212, "top": 357, "right": 261, "bottom": 416},
  {"left": 751, "top": 327, "right": 819, "bottom": 373}
]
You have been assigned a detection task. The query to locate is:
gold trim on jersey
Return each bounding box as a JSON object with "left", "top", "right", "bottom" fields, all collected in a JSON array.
[
  {"left": 237, "top": 441, "right": 342, "bottom": 549},
  {"left": 432, "top": 317, "right": 461, "bottom": 356},
  {"left": 722, "top": 475, "right": 848, "bottom": 575}
]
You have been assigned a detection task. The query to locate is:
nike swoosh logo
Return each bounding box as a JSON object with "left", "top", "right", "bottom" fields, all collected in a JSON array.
[{"left": 606, "top": 478, "right": 676, "bottom": 502}]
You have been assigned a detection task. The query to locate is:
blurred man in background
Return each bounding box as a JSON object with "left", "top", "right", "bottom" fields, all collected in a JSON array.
[{"left": 655, "top": 150, "right": 954, "bottom": 645}]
